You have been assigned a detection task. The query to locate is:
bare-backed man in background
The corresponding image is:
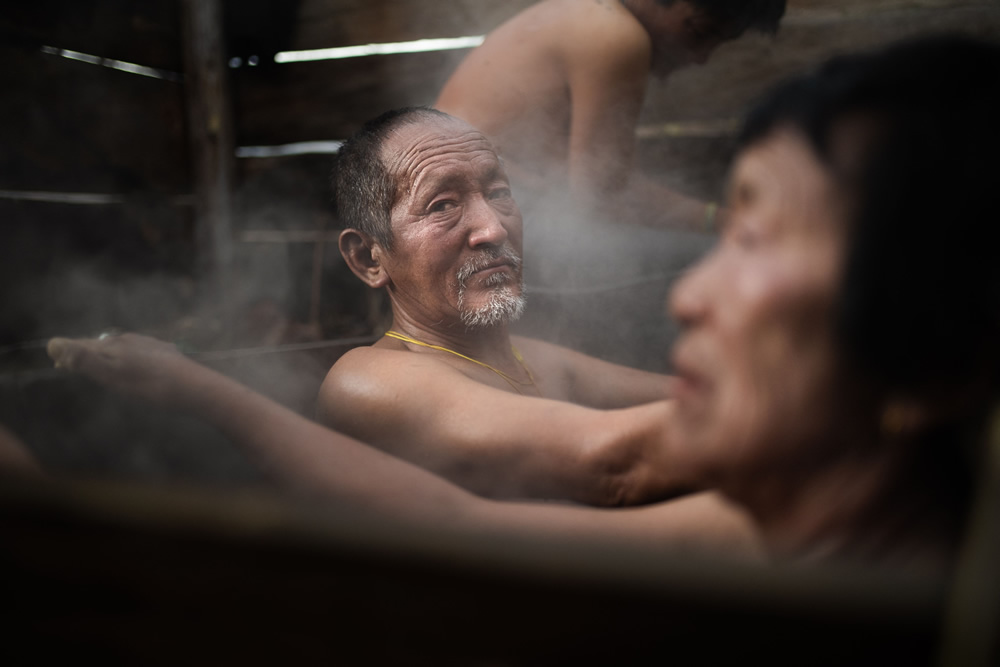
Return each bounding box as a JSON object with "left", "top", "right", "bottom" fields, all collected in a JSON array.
[
  {"left": 437, "top": 0, "right": 785, "bottom": 229},
  {"left": 435, "top": 0, "right": 785, "bottom": 368}
]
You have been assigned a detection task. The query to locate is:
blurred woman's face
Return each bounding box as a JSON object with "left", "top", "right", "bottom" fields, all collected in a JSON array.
[{"left": 668, "top": 130, "right": 857, "bottom": 488}]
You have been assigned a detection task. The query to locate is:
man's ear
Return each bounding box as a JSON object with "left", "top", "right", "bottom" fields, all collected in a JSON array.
[{"left": 339, "top": 229, "right": 390, "bottom": 288}]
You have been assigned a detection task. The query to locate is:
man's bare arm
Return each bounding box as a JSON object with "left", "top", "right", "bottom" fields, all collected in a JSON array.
[
  {"left": 479, "top": 490, "right": 762, "bottom": 561},
  {"left": 560, "top": 4, "right": 712, "bottom": 230},
  {"left": 513, "top": 336, "right": 673, "bottom": 409},
  {"left": 46, "top": 334, "right": 474, "bottom": 519},
  {"left": 47, "top": 333, "right": 761, "bottom": 561},
  {"left": 318, "top": 346, "right": 697, "bottom": 506}
]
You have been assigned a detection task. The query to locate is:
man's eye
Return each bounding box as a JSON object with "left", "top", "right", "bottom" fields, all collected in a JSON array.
[
  {"left": 429, "top": 200, "right": 457, "bottom": 213},
  {"left": 489, "top": 187, "right": 512, "bottom": 200}
]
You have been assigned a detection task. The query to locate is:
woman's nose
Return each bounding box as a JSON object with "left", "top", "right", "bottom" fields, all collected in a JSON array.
[{"left": 668, "top": 256, "right": 713, "bottom": 326}]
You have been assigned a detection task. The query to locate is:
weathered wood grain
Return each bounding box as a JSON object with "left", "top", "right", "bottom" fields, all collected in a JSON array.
[
  {"left": 232, "top": 48, "right": 468, "bottom": 145},
  {"left": 182, "top": 0, "right": 236, "bottom": 277},
  {"left": 1, "top": 0, "right": 182, "bottom": 71},
  {"left": 0, "top": 44, "right": 188, "bottom": 194},
  {"left": 289, "top": 0, "right": 535, "bottom": 50},
  {"left": 642, "top": 3, "right": 1000, "bottom": 124}
]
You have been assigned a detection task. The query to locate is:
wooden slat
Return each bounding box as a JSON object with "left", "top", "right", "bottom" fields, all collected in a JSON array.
[
  {"left": 641, "top": 4, "right": 1000, "bottom": 124},
  {"left": 289, "top": 0, "right": 535, "bottom": 51},
  {"left": 0, "top": 43, "right": 189, "bottom": 194},
  {"left": 636, "top": 4, "right": 1000, "bottom": 210},
  {"left": 1, "top": 0, "right": 183, "bottom": 72},
  {"left": 786, "top": 0, "right": 985, "bottom": 13},
  {"left": 232, "top": 48, "right": 468, "bottom": 145},
  {"left": 182, "top": 0, "right": 236, "bottom": 277}
]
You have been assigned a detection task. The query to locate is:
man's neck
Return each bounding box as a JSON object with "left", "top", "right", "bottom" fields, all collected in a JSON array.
[{"left": 387, "top": 313, "right": 517, "bottom": 369}]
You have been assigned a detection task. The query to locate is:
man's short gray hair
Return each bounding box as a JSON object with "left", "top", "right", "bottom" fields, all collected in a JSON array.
[{"left": 331, "top": 107, "right": 453, "bottom": 250}]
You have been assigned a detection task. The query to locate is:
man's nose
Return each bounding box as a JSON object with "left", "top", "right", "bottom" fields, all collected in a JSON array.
[{"left": 467, "top": 198, "right": 509, "bottom": 248}]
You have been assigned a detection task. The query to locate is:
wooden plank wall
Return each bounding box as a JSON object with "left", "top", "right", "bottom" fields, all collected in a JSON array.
[
  {"left": 0, "top": 0, "right": 194, "bottom": 350},
  {"left": 638, "top": 0, "right": 1000, "bottom": 198},
  {"left": 1, "top": 1, "right": 186, "bottom": 196}
]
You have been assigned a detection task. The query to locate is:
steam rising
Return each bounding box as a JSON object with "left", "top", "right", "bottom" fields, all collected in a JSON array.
[{"left": 513, "top": 187, "right": 715, "bottom": 372}]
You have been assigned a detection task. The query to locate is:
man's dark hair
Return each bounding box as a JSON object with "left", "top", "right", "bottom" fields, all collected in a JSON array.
[
  {"left": 674, "top": 0, "right": 786, "bottom": 36},
  {"left": 332, "top": 106, "right": 452, "bottom": 250}
]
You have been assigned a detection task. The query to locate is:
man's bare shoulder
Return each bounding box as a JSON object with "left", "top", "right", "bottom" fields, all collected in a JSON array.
[
  {"left": 318, "top": 344, "right": 466, "bottom": 423},
  {"left": 322, "top": 344, "right": 462, "bottom": 395},
  {"left": 487, "top": 0, "right": 648, "bottom": 55},
  {"left": 528, "top": 0, "right": 643, "bottom": 30},
  {"left": 532, "top": 0, "right": 652, "bottom": 94},
  {"left": 540, "top": 0, "right": 649, "bottom": 49}
]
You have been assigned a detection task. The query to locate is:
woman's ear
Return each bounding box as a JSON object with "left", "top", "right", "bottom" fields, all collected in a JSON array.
[{"left": 339, "top": 229, "right": 390, "bottom": 288}]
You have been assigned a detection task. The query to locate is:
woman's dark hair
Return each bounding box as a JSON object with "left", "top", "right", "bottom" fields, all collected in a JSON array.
[
  {"left": 739, "top": 35, "right": 1000, "bottom": 402},
  {"left": 738, "top": 35, "right": 1000, "bottom": 545}
]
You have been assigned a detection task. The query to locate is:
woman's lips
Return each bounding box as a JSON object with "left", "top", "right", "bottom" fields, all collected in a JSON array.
[
  {"left": 669, "top": 372, "right": 702, "bottom": 402},
  {"left": 669, "top": 350, "right": 709, "bottom": 402}
]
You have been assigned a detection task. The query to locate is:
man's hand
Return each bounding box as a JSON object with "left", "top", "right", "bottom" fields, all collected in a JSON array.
[{"left": 47, "top": 333, "right": 192, "bottom": 408}]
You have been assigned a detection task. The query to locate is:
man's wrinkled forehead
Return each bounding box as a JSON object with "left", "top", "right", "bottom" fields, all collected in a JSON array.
[{"left": 381, "top": 118, "right": 502, "bottom": 197}]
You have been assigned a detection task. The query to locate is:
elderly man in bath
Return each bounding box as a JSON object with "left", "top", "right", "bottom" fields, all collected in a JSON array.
[{"left": 317, "top": 107, "right": 691, "bottom": 507}]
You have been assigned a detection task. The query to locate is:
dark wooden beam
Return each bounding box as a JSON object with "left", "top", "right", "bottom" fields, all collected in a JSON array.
[
  {"left": 0, "top": 475, "right": 945, "bottom": 666},
  {"left": 181, "top": 0, "right": 235, "bottom": 282}
]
